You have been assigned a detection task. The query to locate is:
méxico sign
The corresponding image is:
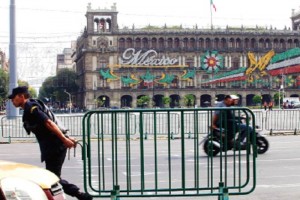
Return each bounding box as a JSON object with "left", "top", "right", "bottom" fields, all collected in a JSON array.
[{"left": 120, "top": 48, "right": 178, "bottom": 66}]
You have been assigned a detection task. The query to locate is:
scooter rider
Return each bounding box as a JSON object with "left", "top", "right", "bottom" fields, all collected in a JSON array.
[
  {"left": 212, "top": 95, "right": 236, "bottom": 143},
  {"left": 230, "top": 94, "right": 253, "bottom": 147}
]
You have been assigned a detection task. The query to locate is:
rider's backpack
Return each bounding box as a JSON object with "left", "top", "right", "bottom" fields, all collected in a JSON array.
[{"left": 29, "top": 99, "right": 68, "bottom": 134}]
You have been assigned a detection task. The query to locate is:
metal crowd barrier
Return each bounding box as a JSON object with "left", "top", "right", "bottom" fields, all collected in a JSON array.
[
  {"left": 82, "top": 108, "right": 257, "bottom": 199},
  {"left": 265, "top": 109, "right": 300, "bottom": 134},
  {"left": 2, "top": 109, "right": 300, "bottom": 143}
]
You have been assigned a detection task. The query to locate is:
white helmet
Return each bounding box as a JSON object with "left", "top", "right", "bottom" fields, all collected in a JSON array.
[{"left": 230, "top": 94, "right": 239, "bottom": 100}]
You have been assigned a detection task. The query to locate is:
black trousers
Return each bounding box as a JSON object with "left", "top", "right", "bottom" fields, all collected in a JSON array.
[{"left": 45, "top": 149, "right": 80, "bottom": 197}]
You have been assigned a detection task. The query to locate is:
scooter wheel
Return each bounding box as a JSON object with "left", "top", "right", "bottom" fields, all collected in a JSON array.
[
  {"left": 203, "top": 139, "right": 220, "bottom": 156},
  {"left": 256, "top": 136, "right": 269, "bottom": 154}
]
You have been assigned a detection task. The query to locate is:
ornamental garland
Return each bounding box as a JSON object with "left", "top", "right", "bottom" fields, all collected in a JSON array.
[
  {"left": 201, "top": 50, "right": 224, "bottom": 73},
  {"left": 99, "top": 69, "right": 119, "bottom": 82}
]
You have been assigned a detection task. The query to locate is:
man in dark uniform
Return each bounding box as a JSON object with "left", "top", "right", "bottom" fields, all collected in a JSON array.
[{"left": 9, "top": 86, "right": 93, "bottom": 200}]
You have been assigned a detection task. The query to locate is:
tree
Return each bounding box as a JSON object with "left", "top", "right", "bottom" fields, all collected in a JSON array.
[
  {"left": 0, "top": 69, "right": 9, "bottom": 109},
  {"left": 183, "top": 94, "right": 195, "bottom": 107},
  {"left": 252, "top": 95, "right": 262, "bottom": 105},
  {"left": 137, "top": 95, "right": 150, "bottom": 108},
  {"left": 39, "top": 69, "right": 78, "bottom": 104},
  {"left": 273, "top": 92, "right": 283, "bottom": 105},
  {"left": 18, "top": 80, "right": 37, "bottom": 98},
  {"left": 162, "top": 97, "right": 171, "bottom": 108}
]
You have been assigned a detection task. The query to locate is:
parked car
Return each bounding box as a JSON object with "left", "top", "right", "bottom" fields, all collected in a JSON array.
[
  {"left": 0, "top": 160, "right": 66, "bottom": 200},
  {"left": 291, "top": 101, "right": 300, "bottom": 108}
]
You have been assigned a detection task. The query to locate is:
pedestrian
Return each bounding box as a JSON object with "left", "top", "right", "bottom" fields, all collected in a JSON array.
[
  {"left": 268, "top": 101, "right": 273, "bottom": 111},
  {"left": 263, "top": 101, "right": 267, "bottom": 110},
  {"left": 8, "top": 86, "right": 93, "bottom": 200}
]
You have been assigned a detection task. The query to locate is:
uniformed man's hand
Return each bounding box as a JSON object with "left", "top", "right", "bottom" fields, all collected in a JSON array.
[{"left": 63, "top": 137, "right": 77, "bottom": 148}]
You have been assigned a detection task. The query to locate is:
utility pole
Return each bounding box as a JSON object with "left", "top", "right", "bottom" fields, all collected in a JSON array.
[
  {"left": 7, "top": 0, "right": 18, "bottom": 117},
  {"left": 64, "top": 90, "right": 72, "bottom": 114}
]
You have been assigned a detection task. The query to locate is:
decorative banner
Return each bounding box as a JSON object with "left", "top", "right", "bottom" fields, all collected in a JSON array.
[
  {"left": 99, "top": 69, "right": 119, "bottom": 82},
  {"left": 201, "top": 51, "right": 224, "bottom": 73},
  {"left": 140, "top": 70, "right": 155, "bottom": 86},
  {"left": 156, "top": 73, "right": 175, "bottom": 86},
  {"left": 121, "top": 74, "right": 141, "bottom": 87},
  {"left": 246, "top": 50, "right": 275, "bottom": 82},
  {"left": 270, "top": 47, "right": 300, "bottom": 64},
  {"left": 181, "top": 69, "right": 196, "bottom": 81},
  {"left": 275, "top": 75, "right": 295, "bottom": 87}
]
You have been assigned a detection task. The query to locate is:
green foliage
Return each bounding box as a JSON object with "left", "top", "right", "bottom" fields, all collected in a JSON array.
[
  {"left": 18, "top": 80, "right": 37, "bottom": 98},
  {"left": 273, "top": 92, "right": 283, "bottom": 104},
  {"left": 252, "top": 95, "right": 262, "bottom": 105},
  {"left": 183, "top": 94, "right": 195, "bottom": 107},
  {"left": 0, "top": 69, "right": 9, "bottom": 106},
  {"left": 137, "top": 95, "right": 150, "bottom": 107},
  {"left": 162, "top": 97, "right": 171, "bottom": 107},
  {"left": 38, "top": 69, "right": 78, "bottom": 102}
]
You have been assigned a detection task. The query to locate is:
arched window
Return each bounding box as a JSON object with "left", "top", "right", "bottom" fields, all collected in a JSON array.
[
  {"left": 244, "top": 38, "right": 250, "bottom": 49},
  {"left": 126, "top": 38, "right": 133, "bottom": 48},
  {"left": 119, "top": 38, "right": 125, "bottom": 49},
  {"left": 295, "top": 39, "right": 300, "bottom": 47},
  {"left": 280, "top": 39, "right": 286, "bottom": 49},
  {"left": 190, "top": 38, "right": 196, "bottom": 49},
  {"left": 135, "top": 38, "right": 141, "bottom": 48},
  {"left": 236, "top": 38, "right": 242, "bottom": 48},
  {"left": 158, "top": 38, "right": 165, "bottom": 49},
  {"left": 205, "top": 38, "right": 211, "bottom": 49},
  {"left": 183, "top": 38, "right": 188, "bottom": 48},
  {"left": 229, "top": 38, "right": 235, "bottom": 48},
  {"left": 258, "top": 38, "right": 264, "bottom": 49},
  {"left": 167, "top": 38, "right": 173, "bottom": 49},
  {"left": 174, "top": 38, "right": 180, "bottom": 48},
  {"left": 221, "top": 38, "right": 226, "bottom": 49},
  {"left": 214, "top": 38, "right": 220, "bottom": 49},
  {"left": 250, "top": 38, "right": 256, "bottom": 48},
  {"left": 151, "top": 38, "right": 157, "bottom": 49},
  {"left": 142, "top": 38, "right": 149, "bottom": 49},
  {"left": 265, "top": 38, "right": 271, "bottom": 48},
  {"left": 273, "top": 39, "right": 279, "bottom": 49},
  {"left": 199, "top": 38, "right": 204, "bottom": 49}
]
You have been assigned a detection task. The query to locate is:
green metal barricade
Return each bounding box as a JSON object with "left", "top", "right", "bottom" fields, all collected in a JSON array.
[{"left": 82, "top": 107, "right": 257, "bottom": 199}]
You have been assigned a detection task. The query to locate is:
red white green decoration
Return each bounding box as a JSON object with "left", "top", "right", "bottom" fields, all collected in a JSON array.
[{"left": 201, "top": 51, "right": 224, "bottom": 73}]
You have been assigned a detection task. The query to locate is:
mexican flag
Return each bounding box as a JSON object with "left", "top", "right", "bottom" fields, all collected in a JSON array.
[{"left": 210, "top": 0, "right": 216, "bottom": 12}]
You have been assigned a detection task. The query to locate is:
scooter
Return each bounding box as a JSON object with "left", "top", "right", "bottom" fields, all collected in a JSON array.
[{"left": 201, "top": 120, "right": 269, "bottom": 157}]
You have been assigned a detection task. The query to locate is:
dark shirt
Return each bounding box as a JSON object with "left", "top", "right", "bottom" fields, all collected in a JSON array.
[
  {"left": 214, "top": 101, "right": 235, "bottom": 138},
  {"left": 22, "top": 99, "right": 66, "bottom": 161}
]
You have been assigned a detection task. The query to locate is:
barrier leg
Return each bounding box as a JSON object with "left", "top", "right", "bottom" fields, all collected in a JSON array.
[
  {"left": 218, "top": 182, "right": 229, "bottom": 200},
  {"left": 111, "top": 185, "right": 120, "bottom": 200}
]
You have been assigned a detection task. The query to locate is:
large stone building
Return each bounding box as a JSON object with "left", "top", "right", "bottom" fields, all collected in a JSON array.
[{"left": 73, "top": 3, "right": 300, "bottom": 109}]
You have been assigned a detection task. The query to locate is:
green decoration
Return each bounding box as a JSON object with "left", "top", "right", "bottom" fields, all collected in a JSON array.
[
  {"left": 121, "top": 74, "right": 141, "bottom": 86},
  {"left": 99, "top": 69, "right": 119, "bottom": 81},
  {"left": 157, "top": 73, "right": 175, "bottom": 85},
  {"left": 181, "top": 69, "right": 196, "bottom": 80},
  {"left": 270, "top": 48, "right": 300, "bottom": 64},
  {"left": 140, "top": 70, "right": 155, "bottom": 81}
]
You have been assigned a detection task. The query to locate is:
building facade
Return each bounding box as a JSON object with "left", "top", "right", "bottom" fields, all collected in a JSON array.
[{"left": 73, "top": 3, "right": 300, "bottom": 109}]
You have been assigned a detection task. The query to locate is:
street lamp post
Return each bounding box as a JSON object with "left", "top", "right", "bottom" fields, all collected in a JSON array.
[{"left": 64, "top": 90, "right": 72, "bottom": 114}]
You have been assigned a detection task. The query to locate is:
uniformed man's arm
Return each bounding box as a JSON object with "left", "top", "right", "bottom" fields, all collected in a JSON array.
[{"left": 44, "top": 119, "right": 76, "bottom": 148}]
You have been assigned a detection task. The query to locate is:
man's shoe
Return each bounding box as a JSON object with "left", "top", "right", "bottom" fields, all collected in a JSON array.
[
  {"left": 75, "top": 192, "right": 93, "bottom": 200},
  {"left": 234, "top": 142, "right": 247, "bottom": 151}
]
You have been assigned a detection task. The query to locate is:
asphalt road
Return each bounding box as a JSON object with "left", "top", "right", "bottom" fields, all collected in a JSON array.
[{"left": 1, "top": 134, "right": 300, "bottom": 200}]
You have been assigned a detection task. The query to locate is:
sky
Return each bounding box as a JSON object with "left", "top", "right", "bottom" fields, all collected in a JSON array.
[{"left": 0, "top": 0, "right": 299, "bottom": 87}]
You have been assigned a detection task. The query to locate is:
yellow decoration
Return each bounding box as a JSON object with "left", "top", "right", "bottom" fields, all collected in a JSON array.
[{"left": 246, "top": 50, "right": 275, "bottom": 83}]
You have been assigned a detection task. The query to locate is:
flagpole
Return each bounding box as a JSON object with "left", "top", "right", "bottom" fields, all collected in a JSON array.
[{"left": 210, "top": 1, "right": 213, "bottom": 29}]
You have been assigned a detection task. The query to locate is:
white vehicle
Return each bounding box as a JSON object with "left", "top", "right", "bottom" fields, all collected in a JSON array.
[{"left": 0, "top": 160, "right": 66, "bottom": 200}]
